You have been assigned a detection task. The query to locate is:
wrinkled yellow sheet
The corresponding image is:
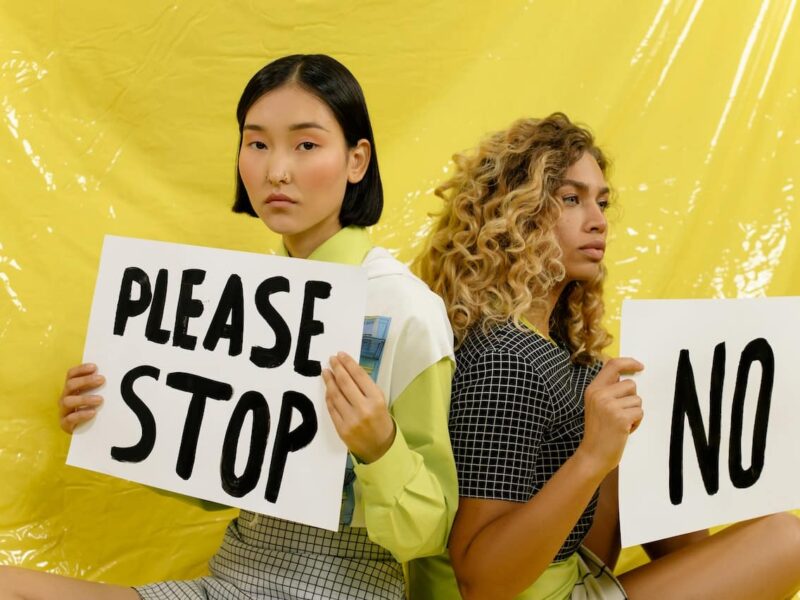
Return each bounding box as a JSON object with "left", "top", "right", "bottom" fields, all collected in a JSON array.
[{"left": 1, "top": 0, "right": 798, "bottom": 590}]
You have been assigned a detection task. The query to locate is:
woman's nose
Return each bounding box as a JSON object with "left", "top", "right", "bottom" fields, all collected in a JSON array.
[
  {"left": 587, "top": 203, "right": 607, "bottom": 233},
  {"left": 266, "top": 158, "right": 290, "bottom": 186}
]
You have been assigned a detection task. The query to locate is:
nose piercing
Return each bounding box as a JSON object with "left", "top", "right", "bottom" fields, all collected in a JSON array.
[{"left": 268, "top": 171, "right": 290, "bottom": 185}]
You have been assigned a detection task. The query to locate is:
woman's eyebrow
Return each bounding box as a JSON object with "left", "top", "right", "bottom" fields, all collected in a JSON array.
[
  {"left": 242, "top": 122, "right": 330, "bottom": 132},
  {"left": 288, "top": 121, "right": 329, "bottom": 132},
  {"left": 560, "top": 178, "right": 609, "bottom": 196}
]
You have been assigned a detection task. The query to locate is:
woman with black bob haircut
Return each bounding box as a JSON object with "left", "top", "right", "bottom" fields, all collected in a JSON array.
[
  {"left": 231, "top": 54, "right": 384, "bottom": 229},
  {"left": 0, "top": 54, "right": 458, "bottom": 600}
]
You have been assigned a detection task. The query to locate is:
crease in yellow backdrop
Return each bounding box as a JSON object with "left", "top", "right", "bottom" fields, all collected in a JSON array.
[{"left": 1, "top": 0, "right": 799, "bottom": 589}]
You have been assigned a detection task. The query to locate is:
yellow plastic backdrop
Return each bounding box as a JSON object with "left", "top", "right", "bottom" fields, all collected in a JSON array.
[{"left": 2, "top": 0, "right": 799, "bottom": 589}]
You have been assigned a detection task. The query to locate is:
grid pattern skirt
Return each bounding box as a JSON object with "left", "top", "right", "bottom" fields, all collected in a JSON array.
[{"left": 135, "top": 511, "right": 404, "bottom": 600}]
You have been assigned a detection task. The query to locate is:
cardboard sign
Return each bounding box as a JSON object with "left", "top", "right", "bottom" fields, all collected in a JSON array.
[
  {"left": 67, "top": 235, "right": 367, "bottom": 531},
  {"left": 619, "top": 298, "right": 800, "bottom": 547}
]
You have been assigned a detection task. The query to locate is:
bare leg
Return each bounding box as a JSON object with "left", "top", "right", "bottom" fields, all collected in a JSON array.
[
  {"left": 619, "top": 513, "right": 800, "bottom": 600},
  {"left": 642, "top": 529, "right": 709, "bottom": 561},
  {"left": 582, "top": 468, "right": 622, "bottom": 569},
  {"left": 585, "top": 469, "right": 714, "bottom": 568},
  {"left": 0, "top": 567, "right": 139, "bottom": 600}
]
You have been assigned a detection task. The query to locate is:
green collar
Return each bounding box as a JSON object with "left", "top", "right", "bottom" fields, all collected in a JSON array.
[
  {"left": 520, "top": 316, "right": 557, "bottom": 345},
  {"left": 277, "top": 226, "right": 373, "bottom": 266}
]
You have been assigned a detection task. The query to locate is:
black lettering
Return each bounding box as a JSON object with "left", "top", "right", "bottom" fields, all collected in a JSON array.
[
  {"left": 111, "top": 365, "right": 159, "bottom": 463},
  {"left": 265, "top": 391, "right": 318, "bottom": 503},
  {"left": 220, "top": 391, "right": 270, "bottom": 497},
  {"left": 729, "top": 338, "right": 774, "bottom": 489},
  {"left": 113, "top": 267, "right": 152, "bottom": 336},
  {"left": 144, "top": 269, "right": 171, "bottom": 344},
  {"left": 669, "top": 344, "right": 724, "bottom": 505},
  {"left": 166, "top": 372, "right": 233, "bottom": 479},
  {"left": 203, "top": 274, "right": 244, "bottom": 356},
  {"left": 250, "top": 276, "right": 292, "bottom": 369},
  {"left": 173, "top": 269, "right": 206, "bottom": 350},
  {"left": 293, "top": 280, "right": 331, "bottom": 377}
]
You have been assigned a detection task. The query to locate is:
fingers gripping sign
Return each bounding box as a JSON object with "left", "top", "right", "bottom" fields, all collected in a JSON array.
[
  {"left": 581, "top": 357, "right": 645, "bottom": 474},
  {"left": 322, "top": 352, "right": 396, "bottom": 464},
  {"left": 59, "top": 363, "right": 106, "bottom": 433}
]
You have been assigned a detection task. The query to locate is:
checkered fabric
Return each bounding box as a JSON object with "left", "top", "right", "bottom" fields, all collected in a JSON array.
[
  {"left": 449, "top": 322, "right": 602, "bottom": 562},
  {"left": 572, "top": 546, "right": 628, "bottom": 599},
  {"left": 135, "top": 512, "right": 403, "bottom": 599}
]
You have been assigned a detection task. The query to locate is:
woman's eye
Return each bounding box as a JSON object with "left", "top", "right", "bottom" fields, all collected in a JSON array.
[
  {"left": 249, "top": 141, "right": 267, "bottom": 150},
  {"left": 298, "top": 141, "right": 317, "bottom": 151},
  {"left": 562, "top": 194, "right": 579, "bottom": 205},
  {"left": 598, "top": 198, "right": 610, "bottom": 212}
]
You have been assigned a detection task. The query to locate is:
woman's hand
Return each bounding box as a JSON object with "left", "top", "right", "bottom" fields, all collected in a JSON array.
[
  {"left": 58, "top": 363, "right": 105, "bottom": 433},
  {"left": 577, "top": 357, "right": 644, "bottom": 476},
  {"left": 322, "top": 352, "right": 396, "bottom": 464}
]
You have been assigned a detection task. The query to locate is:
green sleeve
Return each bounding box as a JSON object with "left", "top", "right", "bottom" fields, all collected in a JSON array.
[{"left": 352, "top": 358, "right": 458, "bottom": 563}]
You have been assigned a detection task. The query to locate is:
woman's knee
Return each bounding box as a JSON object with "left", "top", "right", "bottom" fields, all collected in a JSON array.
[
  {"left": 753, "top": 512, "right": 800, "bottom": 553},
  {"left": 775, "top": 512, "right": 800, "bottom": 545}
]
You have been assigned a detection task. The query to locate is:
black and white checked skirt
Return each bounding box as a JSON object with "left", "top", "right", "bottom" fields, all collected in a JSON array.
[{"left": 135, "top": 511, "right": 404, "bottom": 599}]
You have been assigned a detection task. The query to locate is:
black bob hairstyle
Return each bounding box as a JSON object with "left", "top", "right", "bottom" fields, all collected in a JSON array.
[{"left": 232, "top": 54, "right": 383, "bottom": 227}]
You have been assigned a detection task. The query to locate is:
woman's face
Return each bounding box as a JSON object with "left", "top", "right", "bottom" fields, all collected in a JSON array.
[
  {"left": 238, "top": 84, "right": 369, "bottom": 257},
  {"left": 553, "top": 152, "right": 609, "bottom": 282}
]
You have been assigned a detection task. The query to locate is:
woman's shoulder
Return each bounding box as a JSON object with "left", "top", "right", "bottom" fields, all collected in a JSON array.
[
  {"left": 459, "top": 321, "right": 565, "bottom": 361},
  {"left": 455, "top": 322, "right": 581, "bottom": 391},
  {"left": 361, "top": 247, "right": 454, "bottom": 400},
  {"left": 362, "top": 247, "right": 449, "bottom": 316}
]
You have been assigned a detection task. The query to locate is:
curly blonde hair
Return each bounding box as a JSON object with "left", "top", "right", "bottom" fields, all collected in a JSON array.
[{"left": 415, "top": 113, "right": 612, "bottom": 364}]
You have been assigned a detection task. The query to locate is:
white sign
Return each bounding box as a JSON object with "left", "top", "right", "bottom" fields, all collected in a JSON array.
[
  {"left": 619, "top": 298, "right": 800, "bottom": 547},
  {"left": 68, "top": 235, "right": 367, "bottom": 531}
]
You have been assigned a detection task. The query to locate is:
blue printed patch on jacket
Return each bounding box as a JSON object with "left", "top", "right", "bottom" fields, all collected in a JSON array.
[{"left": 340, "top": 316, "right": 391, "bottom": 525}]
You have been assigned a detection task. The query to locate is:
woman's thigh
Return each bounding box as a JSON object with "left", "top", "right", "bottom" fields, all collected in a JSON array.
[{"left": 618, "top": 513, "right": 800, "bottom": 600}]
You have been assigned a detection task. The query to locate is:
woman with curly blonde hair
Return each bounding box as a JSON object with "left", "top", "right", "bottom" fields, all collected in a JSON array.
[{"left": 414, "top": 113, "right": 800, "bottom": 599}]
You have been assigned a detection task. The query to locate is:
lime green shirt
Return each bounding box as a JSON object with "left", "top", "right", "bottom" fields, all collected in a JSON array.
[
  {"left": 413, "top": 552, "right": 580, "bottom": 600},
  {"left": 291, "top": 226, "right": 458, "bottom": 564}
]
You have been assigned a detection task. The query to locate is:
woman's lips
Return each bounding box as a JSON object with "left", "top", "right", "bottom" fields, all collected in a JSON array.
[
  {"left": 265, "top": 193, "right": 296, "bottom": 206},
  {"left": 579, "top": 242, "right": 605, "bottom": 260},
  {"left": 580, "top": 247, "right": 605, "bottom": 260}
]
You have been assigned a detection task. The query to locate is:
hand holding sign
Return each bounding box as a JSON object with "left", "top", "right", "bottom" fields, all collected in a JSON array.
[
  {"left": 58, "top": 363, "right": 105, "bottom": 433},
  {"left": 579, "top": 357, "right": 645, "bottom": 475},
  {"left": 322, "top": 352, "right": 396, "bottom": 464}
]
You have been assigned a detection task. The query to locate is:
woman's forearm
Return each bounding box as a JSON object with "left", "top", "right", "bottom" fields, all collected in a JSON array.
[{"left": 454, "top": 449, "right": 608, "bottom": 599}]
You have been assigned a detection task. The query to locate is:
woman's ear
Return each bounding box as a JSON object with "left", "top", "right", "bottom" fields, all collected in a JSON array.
[{"left": 347, "top": 139, "right": 371, "bottom": 184}]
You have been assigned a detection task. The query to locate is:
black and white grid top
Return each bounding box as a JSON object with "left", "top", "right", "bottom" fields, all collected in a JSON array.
[{"left": 449, "top": 321, "right": 603, "bottom": 562}]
